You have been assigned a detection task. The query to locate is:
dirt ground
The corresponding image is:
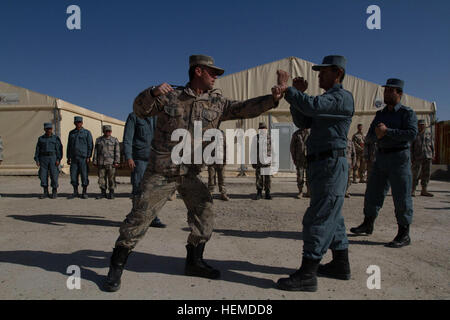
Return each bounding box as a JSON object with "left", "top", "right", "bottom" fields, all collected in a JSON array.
[{"left": 0, "top": 174, "right": 448, "bottom": 300}]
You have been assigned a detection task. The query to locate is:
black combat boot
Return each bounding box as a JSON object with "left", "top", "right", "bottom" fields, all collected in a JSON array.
[
  {"left": 185, "top": 243, "right": 221, "bottom": 279},
  {"left": 96, "top": 188, "right": 107, "bottom": 199},
  {"left": 68, "top": 186, "right": 79, "bottom": 199},
  {"left": 81, "top": 186, "right": 88, "bottom": 199},
  {"left": 39, "top": 187, "right": 49, "bottom": 199},
  {"left": 108, "top": 189, "right": 115, "bottom": 200},
  {"left": 386, "top": 224, "right": 411, "bottom": 248},
  {"left": 51, "top": 188, "right": 58, "bottom": 199},
  {"left": 103, "top": 246, "right": 131, "bottom": 292},
  {"left": 276, "top": 257, "right": 321, "bottom": 292},
  {"left": 265, "top": 190, "right": 272, "bottom": 200},
  {"left": 317, "top": 249, "right": 351, "bottom": 280},
  {"left": 255, "top": 189, "right": 263, "bottom": 200},
  {"left": 150, "top": 217, "right": 166, "bottom": 228},
  {"left": 350, "top": 216, "right": 376, "bottom": 235}
]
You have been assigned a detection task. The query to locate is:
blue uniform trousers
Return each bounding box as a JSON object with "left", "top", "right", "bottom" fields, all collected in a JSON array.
[
  {"left": 38, "top": 155, "right": 59, "bottom": 188},
  {"left": 131, "top": 159, "right": 149, "bottom": 195},
  {"left": 70, "top": 157, "right": 89, "bottom": 187}
]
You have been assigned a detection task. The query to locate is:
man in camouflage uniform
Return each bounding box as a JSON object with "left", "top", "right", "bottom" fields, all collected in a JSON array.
[
  {"left": 290, "top": 128, "right": 310, "bottom": 198},
  {"left": 252, "top": 122, "right": 273, "bottom": 200},
  {"left": 345, "top": 138, "right": 356, "bottom": 198},
  {"left": 34, "top": 123, "right": 63, "bottom": 199},
  {"left": 364, "top": 136, "right": 377, "bottom": 180},
  {"left": 207, "top": 129, "right": 229, "bottom": 201},
  {"left": 67, "top": 116, "right": 93, "bottom": 199},
  {"left": 93, "top": 125, "right": 121, "bottom": 199},
  {"left": 411, "top": 119, "right": 434, "bottom": 197},
  {"left": 103, "top": 54, "right": 281, "bottom": 292},
  {"left": 352, "top": 124, "right": 366, "bottom": 183}
]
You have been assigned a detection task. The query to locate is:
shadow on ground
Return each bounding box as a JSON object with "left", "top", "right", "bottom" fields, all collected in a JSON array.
[{"left": 7, "top": 214, "right": 122, "bottom": 227}]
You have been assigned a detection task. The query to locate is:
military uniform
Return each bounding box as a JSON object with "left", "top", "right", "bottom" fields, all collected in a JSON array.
[
  {"left": 277, "top": 55, "right": 354, "bottom": 292},
  {"left": 364, "top": 137, "right": 377, "bottom": 179},
  {"left": 34, "top": 123, "right": 63, "bottom": 199},
  {"left": 352, "top": 130, "right": 366, "bottom": 183},
  {"left": 351, "top": 78, "right": 418, "bottom": 248},
  {"left": 67, "top": 116, "right": 93, "bottom": 198},
  {"left": 345, "top": 139, "right": 356, "bottom": 197},
  {"left": 207, "top": 130, "right": 229, "bottom": 200},
  {"left": 252, "top": 123, "right": 272, "bottom": 200},
  {"left": 93, "top": 126, "right": 120, "bottom": 199},
  {"left": 104, "top": 55, "right": 279, "bottom": 293},
  {"left": 411, "top": 120, "right": 434, "bottom": 196},
  {"left": 123, "top": 112, "right": 166, "bottom": 226},
  {"left": 290, "top": 128, "right": 309, "bottom": 198}
]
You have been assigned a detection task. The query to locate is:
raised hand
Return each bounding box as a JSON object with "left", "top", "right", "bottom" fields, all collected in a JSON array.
[
  {"left": 277, "top": 70, "right": 290, "bottom": 86},
  {"left": 293, "top": 77, "right": 308, "bottom": 93},
  {"left": 151, "top": 83, "right": 174, "bottom": 97}
]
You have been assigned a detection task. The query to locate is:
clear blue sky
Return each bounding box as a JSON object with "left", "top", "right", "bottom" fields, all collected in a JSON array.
[{"left": 1, "top": 0, "right": 449, "bottom": 121}]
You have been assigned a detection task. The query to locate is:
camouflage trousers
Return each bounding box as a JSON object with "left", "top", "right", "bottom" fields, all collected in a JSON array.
[
  {"left": 255, "top": 167, "right": 271, "bottom": 191},
  {"left": 353, "top": 153, "right": 366, "bottom": 181},
  {"left": 115, "top": 170, "right": 214, "bottom": 249},
  {"left": 412, "top": 158, "right": 432, "bottom": 189},
  {"left": 208, "top": 165, "right": 226, "bottom": 193},
  {"left": 97, "top": 165, "right": 116, "bottom": 190},
  {"left": 295, "top": 162, "right": 308, "bottom": 191}
]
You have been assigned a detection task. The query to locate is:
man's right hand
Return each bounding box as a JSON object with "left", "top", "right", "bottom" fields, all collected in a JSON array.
[
  {"left": 277, "top": 70, "right": 290, "bottom": 86},
  {"left": 293, "top": 77, "right": 308, "bottom": 93},
  {"left": 151, "top": 83, "right": 174, "bottom": 97},
  {"left": 127, "top": 159, "right": 136, "bottom": 170}
]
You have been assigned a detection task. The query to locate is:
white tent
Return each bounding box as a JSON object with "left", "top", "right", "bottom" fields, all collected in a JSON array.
[
  {"left": 215, "top": 56, "right": 437, "bottom": 172},
  {"left": 0, "top": 81, "right": 125, "bottom": 175}
]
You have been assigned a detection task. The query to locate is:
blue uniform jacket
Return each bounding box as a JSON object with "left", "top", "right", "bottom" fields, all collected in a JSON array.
[
  {"left": 34, "top": 134, "right": 63, "bottom": 162},
  {"left": 67, "top": 127, "right": 93, "bottom": 159},
  {"left": 285, "top": 83, "right": 354, "bottom": 155},
  {"left": 123, "top": 112, "right": 156, "bottom": 161}
]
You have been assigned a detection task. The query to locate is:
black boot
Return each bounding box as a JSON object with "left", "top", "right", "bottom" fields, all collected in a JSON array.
[
  {"left": 39, "top": 187, "right": 49, "bottom": 199},
  {"left": 317, "top": 249, "right": 351, "bottom": 280},
  {"left": 68, "top": 186, "right": 79, "bottom": 199},
  {"left": 255, "top": 189, "right": 263, "bottom": 200},
  {"left": 150, "top": 216, "right": 166, "bottom": 228},
  {"left": 96, "top": 188, "right": 107, "bottom": 199},
  {"left": 265, "top": 190, "right": 272, "bottom": 200},
  {"left": 81, "top": 186, "right": 88, "bottom": 199},
  {"left": 103, "top": 246, "right": 131, "bottom": 292},
  {"left": 108, "top": 190, "right": 115, "bottom": 200},
  {"left": 51, "top": 188, "right": 58, "bottom": 199},
  {"left": 350, "top": 216, "right": 376, "bottom": 235},
  {"left": 276, "top": 257, "right": 320, "bottom": 292},
  {"left": 185, "top": 243, "right": 221, "bottom": 279},
  {"left": 386, "top": 224, "right": 411, "bottom": 248}
]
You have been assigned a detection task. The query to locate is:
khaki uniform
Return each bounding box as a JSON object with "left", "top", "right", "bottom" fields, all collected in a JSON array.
[
  {"left": 252, "top": 131, "right": 272, "bottom": 192},
  {"left": 364, "top": 138, "right": 377, "bottom": 180},
  {"left": 346, "top": 139, "right": 356, "bottom": 193},
  {"left": 207, "top": 130, "right": 227, "bottom": 195},
  {"left": 352, "top": 131, "right": 366, "bottom": 182},
  {"left": 411, "top": 130, "right": 434, "bottom": 190},
  {"left": 290, "top": 129, "right": 309, "bottom": 192},
  {"left": 93, "top": 136, "right": 121, "bottom": 191},
  {"left": 116, "top": 85, "right": 278, "bottom": 249}
]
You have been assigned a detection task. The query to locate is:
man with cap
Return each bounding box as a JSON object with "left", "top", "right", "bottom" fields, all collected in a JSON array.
[
  {"left": 103, "top": 54, "right": 282, "bottom": 292},
  {"left": 93, "top": 125, "right": 121, "bottom": 199},
  {"left": 67, "top": 116, "right": 94, "bottom": 199},
  {"left": 352, "top": 124, "right": 366, "bottom": 183},
  {"left": 252, "top": 122, "right": 273, "bottom": 200},
  {"left": 34, "top": 123, "right": 63, "bottom": 199},
  {"left": 350, "top": 79, "right": 418, "bottom": 249},
  {"left": 207, "top": 129, "right": 230, "bottom": 201},
  {"left": 123, "top": 112, "right": 166, "bottom": 227},
  {"left": 274, "top": 55, "right": 354, "bottom": 292},
  {"left": 290, "top": 127, "right": 310, "bottom": 199},
  {"left": 345, "top": 138, "right": 356, "bottom": 198},
  {"left": 411, "top": 119, "right": 434, "bottom": 197}
]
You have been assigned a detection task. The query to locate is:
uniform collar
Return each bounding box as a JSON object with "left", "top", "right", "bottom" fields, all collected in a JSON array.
[
  {"left": 326, "top": 83, "right": 343, "bottom": 93},
  {"left": 383, "top": 103, "right": 402, "bottom": 113}
]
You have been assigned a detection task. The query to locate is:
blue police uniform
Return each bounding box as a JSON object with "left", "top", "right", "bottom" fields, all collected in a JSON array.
[
  {"left": 122, "top": 112, "right": 157, "bottom": 195},
  {"left": 67, "top": 127, "right": 93, "bottom": 187},
  {"left": 363, "top": 103, "right": 417, "bottom": 226},
  {"left": 286, "top": 83, "right": 354, "bottom": 260},
  {"left": 34, "top": 133, "right": 63, "bottom": 189}
]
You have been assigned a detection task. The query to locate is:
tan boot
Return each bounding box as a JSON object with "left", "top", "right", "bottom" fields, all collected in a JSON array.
[
  {"left": 167, "top": 192, "right": 176, "bottom": 201},
  {"left": 220, "top": 193, "right": 230, "bottom": 201},
  {"left": 420, "top": 186, "right": 434, "bottom": 197},
  {"left": 296, "top": 188, "right": 303, "bottom": 199},
  {"left": 411, "top": 187, "right": 416, "bottom": 197}
]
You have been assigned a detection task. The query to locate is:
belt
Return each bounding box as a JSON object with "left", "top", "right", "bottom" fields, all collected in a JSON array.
[
  {"left": 378, "top": 146, "right": 409, "bottom": 154},
  {"left": 40, "top": 152, "right": 55, "bottom": 156},
  {"left": 306, "top": 149, "right": 346, "bottom": 163}
]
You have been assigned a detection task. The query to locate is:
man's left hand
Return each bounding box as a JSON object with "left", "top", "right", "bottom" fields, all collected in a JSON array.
[{"left": 375, "top": 123, "right": 388, "bottom": 139}]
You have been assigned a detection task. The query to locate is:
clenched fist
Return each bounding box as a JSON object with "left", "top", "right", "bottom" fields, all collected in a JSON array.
[
  {"left": 277, "top": 70, "right": 290, "bottom": 86},
  {"left": 293, "top": 77, "right": 308, "bottom": 93},
  {"left": 151, "top": 83, "right": 174, "bottom": 97}
]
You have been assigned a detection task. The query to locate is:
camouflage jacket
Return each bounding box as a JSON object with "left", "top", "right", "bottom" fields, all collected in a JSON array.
[
  {"left": 133, "top": 84, "right": 278, "bottom": 176},
  {"left": 352, "top": 132, "right": 365, "bottom": 154},
  {"left": 363, "top": 138, "right": 377, "bottom": 162},
  {"left": 252, "top": 131, "right": 272, "bottom": 168},
  {"left": 93, "top": 135, "right": 121, "bottom": 165},
  {"left": 411, "top": 130, "right": 434, "bottom": 161},
  {"left": 346, "top": 139, "right": 356, "bottom": 167},
  {"left": 290, "top": 129, "right": 308, "bottom": 166}
]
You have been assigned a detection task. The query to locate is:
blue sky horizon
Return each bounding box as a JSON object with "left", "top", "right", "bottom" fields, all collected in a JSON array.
[{"left": 1, "top": 0, "right": 449, "bottom": 121}]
